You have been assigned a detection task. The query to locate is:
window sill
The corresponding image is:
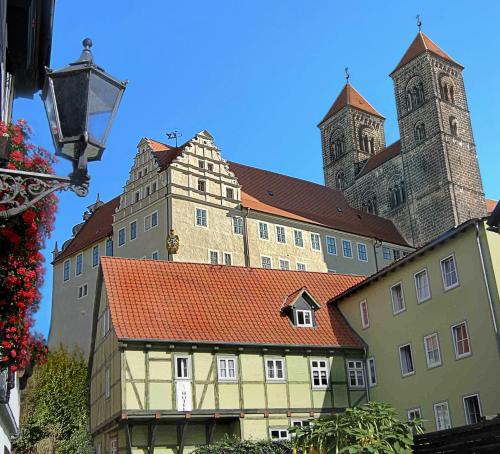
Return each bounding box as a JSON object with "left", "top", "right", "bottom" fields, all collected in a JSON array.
[{"left": 401, "top": 371, "right": 415, "bottom": 378}]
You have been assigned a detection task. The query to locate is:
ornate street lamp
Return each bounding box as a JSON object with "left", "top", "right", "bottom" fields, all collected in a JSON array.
[{"left": 0, "top": 38, "right": 126, "bottom": 219}]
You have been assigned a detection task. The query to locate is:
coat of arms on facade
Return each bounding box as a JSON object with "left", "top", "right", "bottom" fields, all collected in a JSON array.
[{"left": 166, "top": 229, "right": 179, "bottom": 254}]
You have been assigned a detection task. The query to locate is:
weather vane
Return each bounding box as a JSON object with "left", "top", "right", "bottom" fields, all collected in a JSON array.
[
  {"left": 166, "top": 129, "right": 182, "bottom": 147},
  {"left": 345, "top": 67, "right": 350, "bottom": 84},
  {"left": 416, "top": 14, "right": 422, "bottom": 31}
]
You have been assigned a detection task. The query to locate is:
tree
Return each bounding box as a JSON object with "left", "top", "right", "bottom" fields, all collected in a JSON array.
[
  {"left": 12, "top": 347, "right": 93, "bottom": 454},
  {"left": 292, "top": 402, "right": 423, "bottom": 454}
]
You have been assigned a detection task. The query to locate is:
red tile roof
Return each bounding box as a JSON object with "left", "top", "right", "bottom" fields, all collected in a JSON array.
[
  {"left": 391, "top": 32, "right": 461, "bottom": 75},
  {"left": 54, "top": 197, "right": 120, "bottom": 263},
  {"left": 101, "top": 257, "right": 365, "bottom": 348},
  {"left": 357, "top": 140, "right": 402, "bottom": 178},
  {"left": 229, "top": 161, "right": 408, "bottom": 246},
  {"left": 486, "top": 199, "right": 498, "bottom": 215},
  {"left": 145, "top": 138, "right": 170, "bottom": 152},
  {"left": 319, "top": 83, "right": 384, "bottom": 126}
]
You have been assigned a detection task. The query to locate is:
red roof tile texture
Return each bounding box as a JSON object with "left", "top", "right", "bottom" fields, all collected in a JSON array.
[
  {"left": 357, "top": 140, "right": 402, "bottom": 178},
  {"left": 391, "top": 32, "right": 460, "bottom": 75},
  {"left": 101, "top": 258, "right": 365, "bottom": 348},
  {"left": 486, "top": 199, "right": 498, "bottom": 215},
  {"left": 319, "top": 83, "right": 384, "bottom": 126}
]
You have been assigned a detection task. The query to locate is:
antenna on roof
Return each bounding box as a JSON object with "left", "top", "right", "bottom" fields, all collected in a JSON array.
[
  {"left": 344, "top": 67, "right": 350, "bottom": 84},
  {"left": 416, "top": 14, "right": 422, "bottom": 31},
  {"left": 166, "top": 130, "right": 182, "bottom": 147}
]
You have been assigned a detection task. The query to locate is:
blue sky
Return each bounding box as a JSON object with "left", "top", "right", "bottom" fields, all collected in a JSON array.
[{"left": 13, "top": 0, "right": 500, "bottom": 338}]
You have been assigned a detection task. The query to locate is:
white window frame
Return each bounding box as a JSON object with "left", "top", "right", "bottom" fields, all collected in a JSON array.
[
  {"left": 296, "top": 309, "right": 313, "bottom": 327},
  {"left": 151, "top": 250, "right": 159, "bottom": 260},
  {"left": 92, "top": 245, "right": 100, "bottom": 268},
  {"left": 133, "top": 189, "right": 141, "bottom": 203},
  {"left": 357, "top": 242, "right": 368, "bottom": 262},
  {"left": 223, "top": 252, "right": 232, "bottom": 266},
  {"left": 346, "top": 359, "right": 365, "bottom": 388},
  {"left": 296, "top": 262, "right": 306, "bottom": 271},
  {"left": 195, "top": 207, "right": 208, "bottom": 228},
  {"left": 75, "top": 253, "right": 83, "bottom": 276},
  {"left": 265, "top": 358, "right": 286, "bottom": 382},
  {"left": 175, "top": 355, "right": 192, "bottom": 380},
  {"left": 258, "top": 221, "right": 269, "bottom": 240},
  {"left": 441, "top": 254, "right": 459, "bottom": 291},
  {"left": 326, "top": 236, "right": 337, "bottom": 255},
  {"left": 407, "top": 407, "right": 422, "bottom": 421},
  {"left": 129, "top": 219, "right": 138, "bottom": 241},
  {"left": 293, "top": 229, "right": 304, "bottom": 248},
  {"left": 279, "top": 258, "right": 290, "bottom": 271},
  {"left": 118, "top": 227, "right": 126, "bottom": 247},
  {"left": 310, "top": 358, "right": 329, "bottom": 389},
  {"left": 367, "top": 357, "right": 377, "bottom": 387},
  {"left": 434, "top": 401, "right": 451, "bottom": 431},
  {"left": 310, "top": 233, "right": 321, "bottom": 252},
  {"left": 342, "top": 239, "right": 353, "bottom": 259},
  {"left": 382, "top": 246, "right": 392, "bottom": 260},
  {"left": 209, "top": 250, "right": 219, "bottom": 265},
  {"left": 151, "top": 211, "right": 159, "bottom": 228},
  {"left": 414, "top": 268, "right": 431, "bottom": 303},
  {"left": 390, "top": 282, "right": 406, "bottom": 315},
  {"left": 276, "top": 225, "right": 286, "bottom": 244},
  {"left": 198, "top": 159, "right": 205, "bottom": 169},
  {"left": 423, "top": 333, "right": 442, "bottom": 368},
  {"left": 232, "top": 216, "right": 243, "bottom": 235},
  {"left": 291, "top": 419, "right": 311, "bottom": 429},
  {"left": 463, "top": 393, "right": 482, "bottom": 425},
  {"left": 451, "top": 321, "right": 472, "bottom": 359},
  {"left": 269, "top": 428, "right": 289, "bottom": 441},
  {"left": 359, "top": 300, "right": 369, "bottom": 329},
  {"left": 197, "top": 178, "right": 206, "bottom": 192},
  {"left": 399, "top": 343, "right": 415, "bottom": 377},
  {"left": 105, "top": 367, "right": 111, "bottom": 399},
  {"left": 217, "top": 356, "right": 238, "bottom": 382},
  {"left": 77, "top": 283, "right": 88, "bottom": 299},
  {"left": 63, "top": 259, "right": 70, "bottom": 282},
  {"left": 261, "top": 255, "right": 272, "bottom": 269}
]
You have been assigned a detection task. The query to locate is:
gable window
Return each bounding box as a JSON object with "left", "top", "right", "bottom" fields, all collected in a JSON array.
[
  {"left": 265, "top": 359, "right": 285, "bottom": 382},
  {"left": 233, "top": 217, "right": 243, "bottom": 235},
  {"left": 207, "top": 162, "right": 214, "bottom": 172},
  {"left": 269, "top": 428, "right": 289, "bottom": 441},
  {"left": 130, "top": 221, "right": 137, "bottom": 241},
  {"left": 326, "top": 236, "right": 337, "bottom": 255},
  {"left": 77, "top": 283, "right": 88, "bottom": 299},
  {"left": 279, "top": 258, "right": 290, "bottom": 271},
  {"left": 105, "top": 367, "right": 111, "bottom": 399},
  {"left": 296, "top": 309, "right": 312, "bottom": 327},
  {"left": 296, "top": 262, "right": 306, "bottom": 271},
  {"left": 424, "top": 333, "right": 442, "bottom": 368},
  {"left": 441, "top": 255, "right": 459, "bottom": 290},
  {"left": 464, "top": 394, "right": 482, "bottom": 425},
  {"left": 261, "top": 256, "right": 272, "bottom": 269},
  {"left": 195, "top": 208, "right": 207, "bottom": 227},
  {"left": 359, "top": 300, "right": 369, "bottom": 329},
  {"left": 276, "top": 226, "right": 286, "bottom": 244},
  {"left": 415, "top": 269, "right": 431, "bottom": 302},
  {"left": 197, "top": 179, "right": 206, "bottom": 192},
  {"left": 175, "top": 356, "right": 191, "bottom": 380},
  {"left": 226, "top": 187, "right": 234, "bottom": 199},
  {"left": 102, "top": 308, "right": 110, "bottom": 337},
  {"left": 217, "top": 356, "right": 237, "bottom": 381},
  {"left": 357, "top": 243, "right": 368, "bottom": 262},
  {"left": 310, "top": 233, "right": 321, "bottom": 251},
  {"left": 310, "top": 359, "right": 329, "bottom": 388},
  {"left": 434, "top": 402, "right": 451, "bottom": 431},
  {"left": 63, "top": 260, "right": 70, "bottom": 282},
  {"left": 391, "top": 283, "right": 406, "bottom": 314},
  {"left": 399, "top": 344, "right": 415, "bottom": 376},
  {"left": 151, "top": 251, "right": 159, "bottom": 260},
  {"left": 294, "top": 230, "right": 304, "bottom": 247},
  {"left": 198, "top": 159, "right": 205, "bottom": 169},
  {"left": 382, "top": 247, "right": 391, "bottom": 260},
  {"left": 367, "top": 357, "right": 377, "bottom": 387},
  {"left": 134, "top": 190, "right": 140, "bottom": 203},
  {"left": 118, "top": 228, "right": 126, "bottom": 247},
  {"left": 106, "top": 238, "right": 113, "bottom": 256},
  {"left": 342, "top": 239, "right": 353, "bottom": 258},
  {"left": 76, "top": 253, "right": 83, "bottom": 276},
  {"left": 92, "top": 245, "right": 99, "bottom": 268},
  {"left": 347, "top": 360, "right": 365, "bottom": 388},
  {"left": 258, "top": 222, "right": 269, "bottom": 240},
  {"left": 452, "top": 321, "right": 471, "bottom": 359},
  {"left": 209, "top": 250, "right": 219, "bottom": 265},
  {"left": 223, "top": 252, "right": 232, "bottom": 266}
]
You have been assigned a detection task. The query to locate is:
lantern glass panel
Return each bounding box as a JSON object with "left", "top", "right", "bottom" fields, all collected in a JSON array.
[{"left": 42, "top": 79, "right": 61, "bottom": 144}]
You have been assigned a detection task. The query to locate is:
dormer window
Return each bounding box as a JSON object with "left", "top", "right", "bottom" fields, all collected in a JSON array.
[
  {"left": 296, "top": 309, "right": 313, "bottom": 327},
  {"left": 282, "top": 287, "right": 320, "bottom": 328}
]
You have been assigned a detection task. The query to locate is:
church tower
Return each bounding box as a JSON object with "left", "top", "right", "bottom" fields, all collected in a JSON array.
[
  {"left": 319, "top": 82, "right": 385, "bottom": 192},
  {"left": 390, "top": 31, "right": 486, "bottom": 244}
]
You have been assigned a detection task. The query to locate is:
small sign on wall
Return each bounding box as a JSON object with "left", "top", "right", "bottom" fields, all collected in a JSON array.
[{"left": 176, "top": 380, "right": 193, "bottom": 412}]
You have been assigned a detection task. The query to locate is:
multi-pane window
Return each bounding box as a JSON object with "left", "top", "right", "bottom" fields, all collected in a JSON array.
[
  {"left": 207, "top": 163, "right": 214, "bottom": 172},
  {"left": 77, "top": 283, "right": 88, "bottom": 299},
  {"left": 175, "top": 356, "right": 191, "bottom": 380},
  {"left": 92, "top": 245, "right": 99, "bottom": 267},
  {"left": 217, "top": 357, "right": 237, "bottom": 381},
  {"left": 144, "top": 211, "right": 159, "bottom": 230},
  {"left": 76, "top": 253, "right": 83, "bottom": 276},
  {"left": 151, "top": 211, "right": 158, "bottom": 228},
  {"left": 151, "top": 251, "right": 159, "bottom": 260},
  {"left": 130, "top": 220, "right": 137, "bottom": 241},
  {"left": 359, "top": 300, "right": 369, "bottom": 329},
  {"left": 294, "top": 230, "right": 304, "bottom": 247},
  {"left": 367, "top": 357, "right": 377, "bottom": 386},
  {"left": 233, "top": 217, "right": 243, "bottom": 235},
  {"left": 105, "top": 367, "right": 111, "bottom": 399},
  {"left": 424, "top": 333, "right": 442, "bottom": 368},
  {"left": 391, "top": 283, "right": 405, "bottom": 314},
  {"left": 63, "top": 260, "right": 70, "bottom": 282},
  {"left": 347, "top": 360, "right": 365, "bottom": 388},
  {"left": 464, "top": 394, "right": 482, "bottom": 425},
  {"left": 393, "top": 249, "right": 401, "bottom": 261},
  {"left": 110, "top": 438, "right": 118, "bottom": 454},
  {"left": 326, "top": 236, "right": 337, "bottom": 255},
  {"left": 226, "top": 187, "right": 234, "bottom": 199},
  {"left": 195, "top": 208, "right": 207, "bottom": 227},
  {"left": 291, "top": 420, "right": 310, "bottom": 428},
  {"left": 399, "top": 344, "right": 415, "bottom": 376},
  {"left": 106, "top": 238, "right": 113, "bottom": 256},
  {"left": 452, "top": 322, "right": 471, "bottom": 358},
  {"left": 134, "top": 190, "right": 140, "bottom": 203},
  {"left": 223, "top": 252, "right": 232, "bottom": 266},
  {"left": 209, "top": 250, "right": 219, "bottom": 265},
  {"left": 261, "top": 256, "right": 272, "bottom": 269},
  {"left": 279, "top": 258, "right": 290, "bottom": 271},
  {"left": 198, "top": 159, "right": 205, "bottom": 169},
  {"left": 296, "top": 310, "right": 312, "bottom": 327},
  {"left": 276, "top": 226, "right": 286, "bottom": 244},
  {"left": 415, "top": 269, "right": 431, "bottom": 302},
  {"left": 258, "top": 222, "right": 269, "bottom": 240},
  {"left": 434, "top": 402, "right": 451, "bottom": 431},
  {"left": 296, "top": 262, "right": 306, "bottom": 271},
  {"left": 342, "top": 240, "right": 352, "bottom": 258},
  {"left": 383, "top": 247, "right": 391, "bottom": 260},
  {"left": 441, "top": 255, "right": 459, "bottom": 290},
  {"left": 310, "top": 359, "right": 329, "bottom": 388},
  {"left": 310, "top": 233, "right": 321, "bottom": 251},
  {"left": 357, "top": 243, "right": 368, "bottom": 261},
  {"left": 408, "top": 408, "right": 422, "bottom": 422},
  {"left": 265, "top": 359, "right": 285, "bottom": 381},
  {"left": 269, "top": 429, "right": 289, "bottom": 440},
  {"left": 197, "top": 179, "right": 206, "bottom": 192},
  {"left": 118, "top": 228, "right": 126, "bottom": 246}
]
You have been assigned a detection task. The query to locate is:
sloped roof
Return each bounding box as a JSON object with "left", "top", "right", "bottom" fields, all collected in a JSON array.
[
  {"left": 319, "top": 83, "right": 384, "bottom": 126},
  {"left": 391, "top": 32, "right": 461, "bottom": 75},
  {"left": 357, "top": 140, "right": 402, "bottom": 178},
  {"left": 54, "top": 197, "right": 120, "bottom": 263},
  {"left": 229, "top": 161, "right": 408, "bottom": 246},
  {"left": 486, "top": 199, "right": 498, "bottom": 216},
  {"left": 144, "top": 138, "right": 170, "bottom": 152},
  {"left": 100, "top": 257, "right": 365, "bottom": 348},
  {"left": 282, "top": 287, "right": 320, "bottom": 309}
]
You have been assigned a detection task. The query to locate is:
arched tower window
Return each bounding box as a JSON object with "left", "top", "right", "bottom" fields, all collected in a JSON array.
[
  {"left": 406, "top": 76, "right": 425, "bottom": 112},
  {"left": 439, "top": 74, "right": 456, "bottom": 105},
  {"left": 335, "top": 171, "right": 346, "bottom": 191},
  {"left": 388, "top": 176, "right": 406, "bottom": 210},
  {"left": 361, "top": 192, "right": 378, "bottom": 215},
  {"left": 449, "top": 116, "right": 458, "bottom": 137},
  {"left": 414, "top": 122, "right": 426, "bottom": 142},
  {"left": 358, "top": 127, "right": 376, "bottom": 155},
  {"left": 329, "top": 129, "right": 345, "bottom": 160}
]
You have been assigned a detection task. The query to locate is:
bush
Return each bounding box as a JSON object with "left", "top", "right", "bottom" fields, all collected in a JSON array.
[{"left": 193, "top": 435, "right": 292, "bottom": 454}]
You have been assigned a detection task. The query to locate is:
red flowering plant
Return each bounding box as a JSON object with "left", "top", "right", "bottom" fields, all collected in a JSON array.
[{"left": 0, "top": 119, "right": 57, "bottom": 372}]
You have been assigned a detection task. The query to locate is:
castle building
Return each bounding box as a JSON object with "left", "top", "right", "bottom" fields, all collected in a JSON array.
[{"left": 320, "top": 31, "right": 487, "bottom": 247}]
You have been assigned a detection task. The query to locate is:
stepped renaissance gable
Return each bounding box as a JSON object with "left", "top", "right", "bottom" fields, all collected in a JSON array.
[{"left": 320, "top": 31, "right": 487, "bottom": 247}]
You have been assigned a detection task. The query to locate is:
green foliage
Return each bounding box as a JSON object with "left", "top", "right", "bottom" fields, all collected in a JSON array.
[
  {"left": 13, "top": 346, "right": 93, "bottom": 454},
  {"left": 193, "top": 435, "right": 292, "bottom": 454},
  {"left": 292, "top": 402, "right": 424, "bottom": 454}
]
